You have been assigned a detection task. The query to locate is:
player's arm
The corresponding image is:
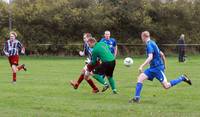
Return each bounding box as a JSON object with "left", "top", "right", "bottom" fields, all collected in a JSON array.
[
  {"left": 3, "top": 41, "right": 9, "bottom": 56},
  {"left": 114, "top": 45, "right": 118, "bottom": 57},
  {"left": 139, "top": 43, "right": 154, "bottom": 73},
  {"left": 79, "top": 43, "right": 86, "bottom": 56},
  {"left": 17, "top": 41, "right": 25, "bottom": 54},
  {"left": 160, "top": 51, "right": 166, "bottom": 69},
  {"left": 139, "top": 53, "right": 153, "bottom": 73},
  {"left": 113, "top": 39, "right": 118, "bottom": 58}
]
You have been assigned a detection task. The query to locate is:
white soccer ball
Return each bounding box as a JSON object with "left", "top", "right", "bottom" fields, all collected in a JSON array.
[{"left": 124, "top": 57, "right": 133, "bottom": 67}]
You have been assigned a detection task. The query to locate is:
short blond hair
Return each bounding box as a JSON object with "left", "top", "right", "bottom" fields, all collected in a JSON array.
[
  {"left": 10, "top": 31, "right": 17, "bottom": 37},
  {"left": 142, "top": 31, "right": 150, "bottom": 38},
  {"left": 104, "top": 30, "right": 110, "bottom": 35}
]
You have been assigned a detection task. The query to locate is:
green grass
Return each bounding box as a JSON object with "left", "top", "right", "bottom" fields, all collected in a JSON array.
[{"left": 0, "top": 56, "right": 200, "bottom": 117}]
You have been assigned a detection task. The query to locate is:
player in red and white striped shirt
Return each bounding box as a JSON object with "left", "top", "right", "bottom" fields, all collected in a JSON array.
[
  {"left": 70, "top": 33, "right": 99, "bottom": 93},
  {"left": 3, "top": 31, "right": 27, "bottom": 83}
]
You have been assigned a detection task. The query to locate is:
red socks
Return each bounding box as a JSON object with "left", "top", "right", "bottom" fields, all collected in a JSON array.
[
  {"left": 77, "top": 74, "right": 98, "bottom": 90},
  {"left": 12, "top": 64, "right": 24, "bottom": 82},
  {"left": 86, "top": 79, "right": 98, "bottom": 90},
  {"left": 17, "top": 65, "right": 24, "bottom": 71},
  {"left": 13, "top": 73, "right": 16, "bottom": 82},
  {"left": 77, "top": 74, "right": 84, "bottom": 87}
]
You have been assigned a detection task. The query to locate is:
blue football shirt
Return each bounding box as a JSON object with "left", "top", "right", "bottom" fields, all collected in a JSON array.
[
  {"left": 100, "top": 38, "right": 117, "bottom": 55},
  {"left": 146, "top": 39, "right": 164, "bottom": 68}
]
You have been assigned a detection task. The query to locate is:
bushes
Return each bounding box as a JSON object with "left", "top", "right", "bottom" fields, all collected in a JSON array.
[{"left": 0, "top": 0, "right": 199, "bottom": 55}]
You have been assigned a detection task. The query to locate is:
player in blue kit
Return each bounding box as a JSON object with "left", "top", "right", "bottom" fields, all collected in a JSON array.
[
  {"left": 129, "top": 31, "right": 192, "bottom": 103},
  {"left": 100, "top": 31, "right": 117, "bottom": 57}
]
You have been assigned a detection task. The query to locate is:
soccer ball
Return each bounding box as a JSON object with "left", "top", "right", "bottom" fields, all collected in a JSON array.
[{"left": 124, "top": 57, "right": 133, "bottom": 67}]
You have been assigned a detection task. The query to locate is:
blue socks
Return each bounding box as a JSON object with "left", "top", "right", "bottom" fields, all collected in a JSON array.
[
  {"left": 170, "top": 76, "right": 185, "bottom": 87},
  {"left": 134, "top": 82, "right": 143, "bottom": 99},
  {"left": 133, "top": 76, "right": 185, "bottom": 100}
]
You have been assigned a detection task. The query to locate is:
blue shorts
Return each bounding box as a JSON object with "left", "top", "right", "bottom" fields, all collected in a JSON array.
[{"left": 144, "top": 66, "right": 166, "bottom": 82}]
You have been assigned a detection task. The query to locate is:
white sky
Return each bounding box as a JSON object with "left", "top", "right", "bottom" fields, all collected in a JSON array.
[{"left": 2, "top": 0, "right": 10, "bottom": 4}]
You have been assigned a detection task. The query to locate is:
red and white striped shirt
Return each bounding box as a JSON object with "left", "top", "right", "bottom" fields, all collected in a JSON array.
[{"left": 3, "top": 39, "right": 23, "bottom": 56}]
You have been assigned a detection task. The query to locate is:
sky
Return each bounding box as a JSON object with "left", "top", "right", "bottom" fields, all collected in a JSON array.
[{"left": 2, "top": 0, "right": 10, "bottom": 4}]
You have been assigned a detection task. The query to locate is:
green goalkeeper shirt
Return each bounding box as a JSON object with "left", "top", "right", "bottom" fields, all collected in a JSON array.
[{"left": 91, "top": 42, "right": 115, "bottom": 65}]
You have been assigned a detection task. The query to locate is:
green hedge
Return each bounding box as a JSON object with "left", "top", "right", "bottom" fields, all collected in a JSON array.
[{"left": 0, "top": 0, "right": 200, "bottom": 55}]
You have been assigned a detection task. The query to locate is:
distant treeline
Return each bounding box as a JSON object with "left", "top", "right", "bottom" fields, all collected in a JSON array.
[{"left": 0, "top": 0, "right": 200, "bottom": 55}]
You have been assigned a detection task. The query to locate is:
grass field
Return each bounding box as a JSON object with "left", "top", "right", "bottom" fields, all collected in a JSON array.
[{"left": 0, "top": 56, "right": 200, "bottom": 117}]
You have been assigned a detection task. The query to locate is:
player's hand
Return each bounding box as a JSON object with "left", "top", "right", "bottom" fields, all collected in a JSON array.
[
  {"left": 85, "top": 58, "right": 91, "bottom": 64},
  {"left": 90, "top": 71, "right": 94, "bottom": 76},
  {"left": 21, "top": 47, "right": 25, "bottom": 54},
  {"left": 138, "top": 66, "right": 143, "bottom": 73},
  {"left": 79, "top": 51, "right": 84, "bottom": 56},
  {"left": 5, "top": 52, "right": 9, "bottom": 57}
]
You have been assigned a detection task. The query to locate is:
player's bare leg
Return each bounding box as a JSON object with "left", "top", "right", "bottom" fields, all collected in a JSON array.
[
  {"left": 17, "top": 64, "right": 27, "bottom": 71},
  {"left": 162, "top": 74, "right": 192, "bottom": 89}
]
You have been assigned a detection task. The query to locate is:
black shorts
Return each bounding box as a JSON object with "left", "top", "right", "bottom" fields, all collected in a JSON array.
[{"left": 93, "top": 60, "right": 116, "bottom": 77}]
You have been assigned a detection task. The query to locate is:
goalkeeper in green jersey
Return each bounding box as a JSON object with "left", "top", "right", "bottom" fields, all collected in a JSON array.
[{"left": 86, "top": 37, "right": 117, "bottom": 94}]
